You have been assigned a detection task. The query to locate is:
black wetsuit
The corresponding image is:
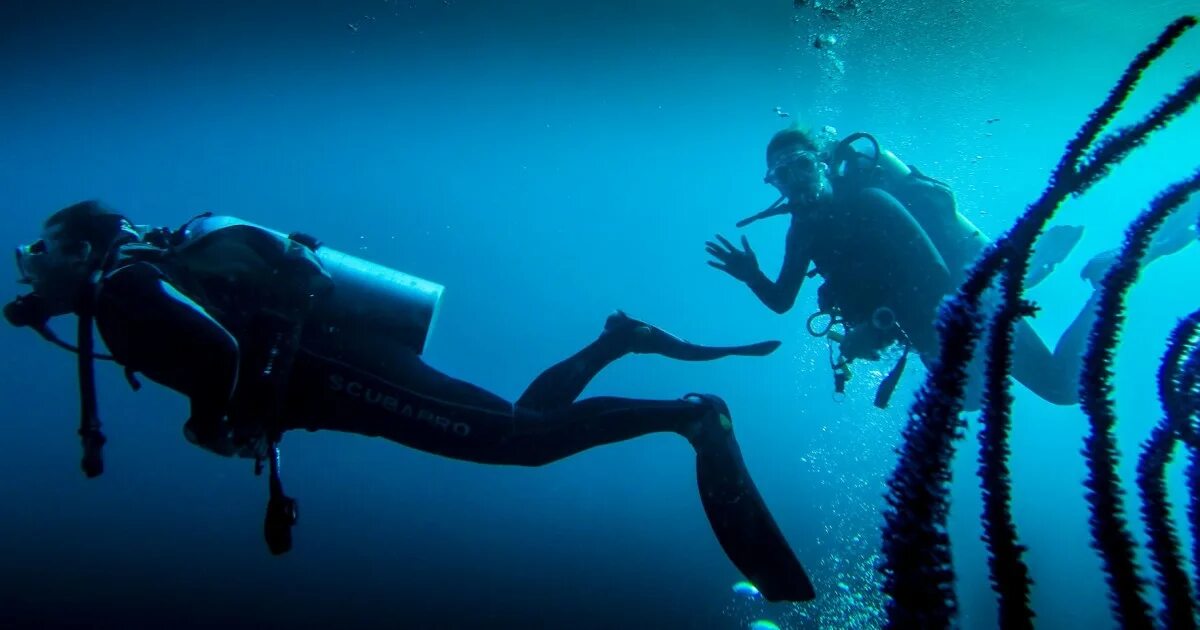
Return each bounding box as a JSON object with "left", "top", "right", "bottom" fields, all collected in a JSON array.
[
  {"left": 94, "top": 258, "right": 732, "bottom": 468},
  {"left": 87, "top": 224, "right": 815, "bottom": 603}
]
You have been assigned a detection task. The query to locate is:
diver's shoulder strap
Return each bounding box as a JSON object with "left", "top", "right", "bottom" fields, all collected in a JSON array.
[
  {"left": 906, "top": 164, "right": 954, "bottom": 193},
  {"left": 108, "top": 242, "right": 171, "bottom": 270},
  {"left": 896, "top": 164, "right": 959, "bottom": 225}
]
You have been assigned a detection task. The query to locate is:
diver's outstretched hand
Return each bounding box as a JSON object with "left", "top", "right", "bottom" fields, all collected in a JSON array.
[
  {"left": 605, "top": 311, "right": 781, "bottom": 361},
  {"left": 706, "top": 234, "right": 760, "bottom": 284}
]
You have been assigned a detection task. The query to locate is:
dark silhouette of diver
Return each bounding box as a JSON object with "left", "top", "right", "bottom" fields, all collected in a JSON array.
[{"left": 5, "top": 200, "right": 815, "bottom": 603}]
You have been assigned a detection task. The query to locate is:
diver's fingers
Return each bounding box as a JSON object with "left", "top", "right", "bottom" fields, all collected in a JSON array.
[
  {"left": 707, "top": 261, "right": 731, "bottom": 274},
  {"left": 705, "top": 242, "right": 730, "bottom": 258},
  {"left": 715, "top": 234, "right": 736, "bottom": 251},
  {"left": 740, "top": 235, "right": 753, "bottom": 253}
]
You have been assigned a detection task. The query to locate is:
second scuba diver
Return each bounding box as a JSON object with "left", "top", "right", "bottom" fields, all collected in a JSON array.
[
  {"left": 6, "top": 200, "right": 815, "bottom": 603},
  {"left": 706, "top": 125, "right": 1199, "bottom": 409}
]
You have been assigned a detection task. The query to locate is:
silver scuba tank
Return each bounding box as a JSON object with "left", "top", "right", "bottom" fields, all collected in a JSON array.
[
  {"left": 307, "top": 245, "right": 443, "bottom": 355},
  {"left": 177, "top": 215, "right": 444, "bottom": 358}
]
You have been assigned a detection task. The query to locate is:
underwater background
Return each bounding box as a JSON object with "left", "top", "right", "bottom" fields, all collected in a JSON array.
[{"left": 0, "top": 0, "right": 1197, "bottom": 628}]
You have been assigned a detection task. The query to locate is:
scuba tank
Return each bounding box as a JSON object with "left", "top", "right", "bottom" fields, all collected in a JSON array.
[
  {"left": 176, "top": 215, "right": 444, "bottom": 363},
  {"left": 829, "top": 131, "right": 981, "bottom": 281}
]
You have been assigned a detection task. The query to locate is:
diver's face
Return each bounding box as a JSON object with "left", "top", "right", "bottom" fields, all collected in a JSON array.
[
  {"left": 15, "top": 224, "right": 93, "bottom": 313},
  {"left": 765, "top": 147, "right": 828, "bottom": 203}
]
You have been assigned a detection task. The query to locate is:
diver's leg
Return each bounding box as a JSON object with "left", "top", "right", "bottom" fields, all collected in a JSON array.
[
  {"left": 282, "top": 347, "right": 522, "bottom": 460},
  {"left": 282, "top": 352, "right": 813, "bottom": 602},
  {"left": 1009, "top": 291, "right": 1101, "bottom": 406},
  {"left": 1018, "top": 198, "right": 1195, "bottom": 404},
  {"left": 516, "top": 311, "right": 782, "bottom": 412},
  {"left": 287, "top": 343, "right": 712, "bottom": 458},
  {"left": 514, "top": 316, "right": 631, "bottom": 412}
]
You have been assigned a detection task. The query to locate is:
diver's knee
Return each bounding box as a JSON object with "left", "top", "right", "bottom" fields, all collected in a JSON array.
[
  {"left": 1043, "top": 385, "right": 1080, "bottom": 406},
  {"left": 1016, "top": 376, "right": 1080, "bottom": 406},
  {"left": 684, "top": 392, "right": 729, "bottom": 415},
  {"left": 682, "top": 393, "right": 735, "bottom": 441},
  {"left": 1036, "top": 369, "right": 1083, "bottom": 406}
]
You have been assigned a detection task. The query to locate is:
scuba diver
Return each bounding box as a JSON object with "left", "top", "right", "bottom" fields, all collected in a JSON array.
[
  {"left": 5, "top": 200, "right": 815, "bottom": 603},
  {"left": 706, "top": 125, "right": 1199, "bottom": 409}
]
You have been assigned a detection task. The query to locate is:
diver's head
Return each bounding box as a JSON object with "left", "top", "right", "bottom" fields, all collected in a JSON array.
[
  {"left": 764, "top": 124, "right": 831, "bottom": 204},
  {"left": 15, "top": 200, "right": 133, "bottom": 315}
]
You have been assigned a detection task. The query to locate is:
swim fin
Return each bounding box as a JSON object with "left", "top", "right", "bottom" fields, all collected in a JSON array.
[
  {"left": 1026, "top": 224, "right": 1085, "bottom": 288},
  {"left": 606, "top": 311, "right": 782, "bottom": 361},
  {"left": 685, "top": 394, "right": 816, "bottom": 602},
  {"left": 1148, "top": 197, "right": 1200, "bottom": 259},
  {"left": 1082, "top": 201, "right": 1199, "bottom": 287}
]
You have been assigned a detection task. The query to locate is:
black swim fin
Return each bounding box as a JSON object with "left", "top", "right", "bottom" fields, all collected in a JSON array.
[
  {"left": 655, "top": 338, "right": 782, "bottom": 360},
  {"left": 686, "top": 394, "right": 816, "bottom": 602},
  {"left": 606, "top": 311, "right": 782, "bottom": 361},
  {"left": 1026, "top": 224, "right": 1085, "bottom": 288}
]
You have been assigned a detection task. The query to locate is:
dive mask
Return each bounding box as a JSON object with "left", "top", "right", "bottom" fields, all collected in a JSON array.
[
  {"left": 764, "top": 150, "right": 827, "bottom": 203},
  {"left": 15, "top": 219, "right": 140, "bottom": 289},
  {"left": 8, "top": 241, "right": 56, "bottom": 329},
  {"left": 14, "top": 239, "right": 48, "bottom": 286},
  {"left": 764, "top": 150, "right": 821, "bottom": 188}
]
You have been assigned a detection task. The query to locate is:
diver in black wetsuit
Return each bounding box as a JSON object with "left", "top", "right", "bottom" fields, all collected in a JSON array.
[{"left": 6, "top": 200, "right": 815, "bottom": 603}]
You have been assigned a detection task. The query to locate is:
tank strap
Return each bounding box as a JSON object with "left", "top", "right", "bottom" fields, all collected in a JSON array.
[{"left": 906, "top": 164, "right": 953, "bottom": 191}]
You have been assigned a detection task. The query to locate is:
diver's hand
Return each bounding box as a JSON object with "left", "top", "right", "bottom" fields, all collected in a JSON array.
[{"left": 706, "top": 234, "right": 761, "bottom": 284}]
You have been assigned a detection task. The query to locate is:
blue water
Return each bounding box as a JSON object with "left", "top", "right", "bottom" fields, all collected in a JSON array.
[{"left": 0, "top": 1, "right": 1197, "bottom": 628}]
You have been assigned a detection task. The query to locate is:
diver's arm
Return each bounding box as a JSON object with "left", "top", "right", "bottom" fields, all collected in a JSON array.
[
  {"left": 94, "top": 262, "right": 240, "bottom": 420},
  {"left": 747, "top": 219, "right": 812, "bottom": 314}
]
